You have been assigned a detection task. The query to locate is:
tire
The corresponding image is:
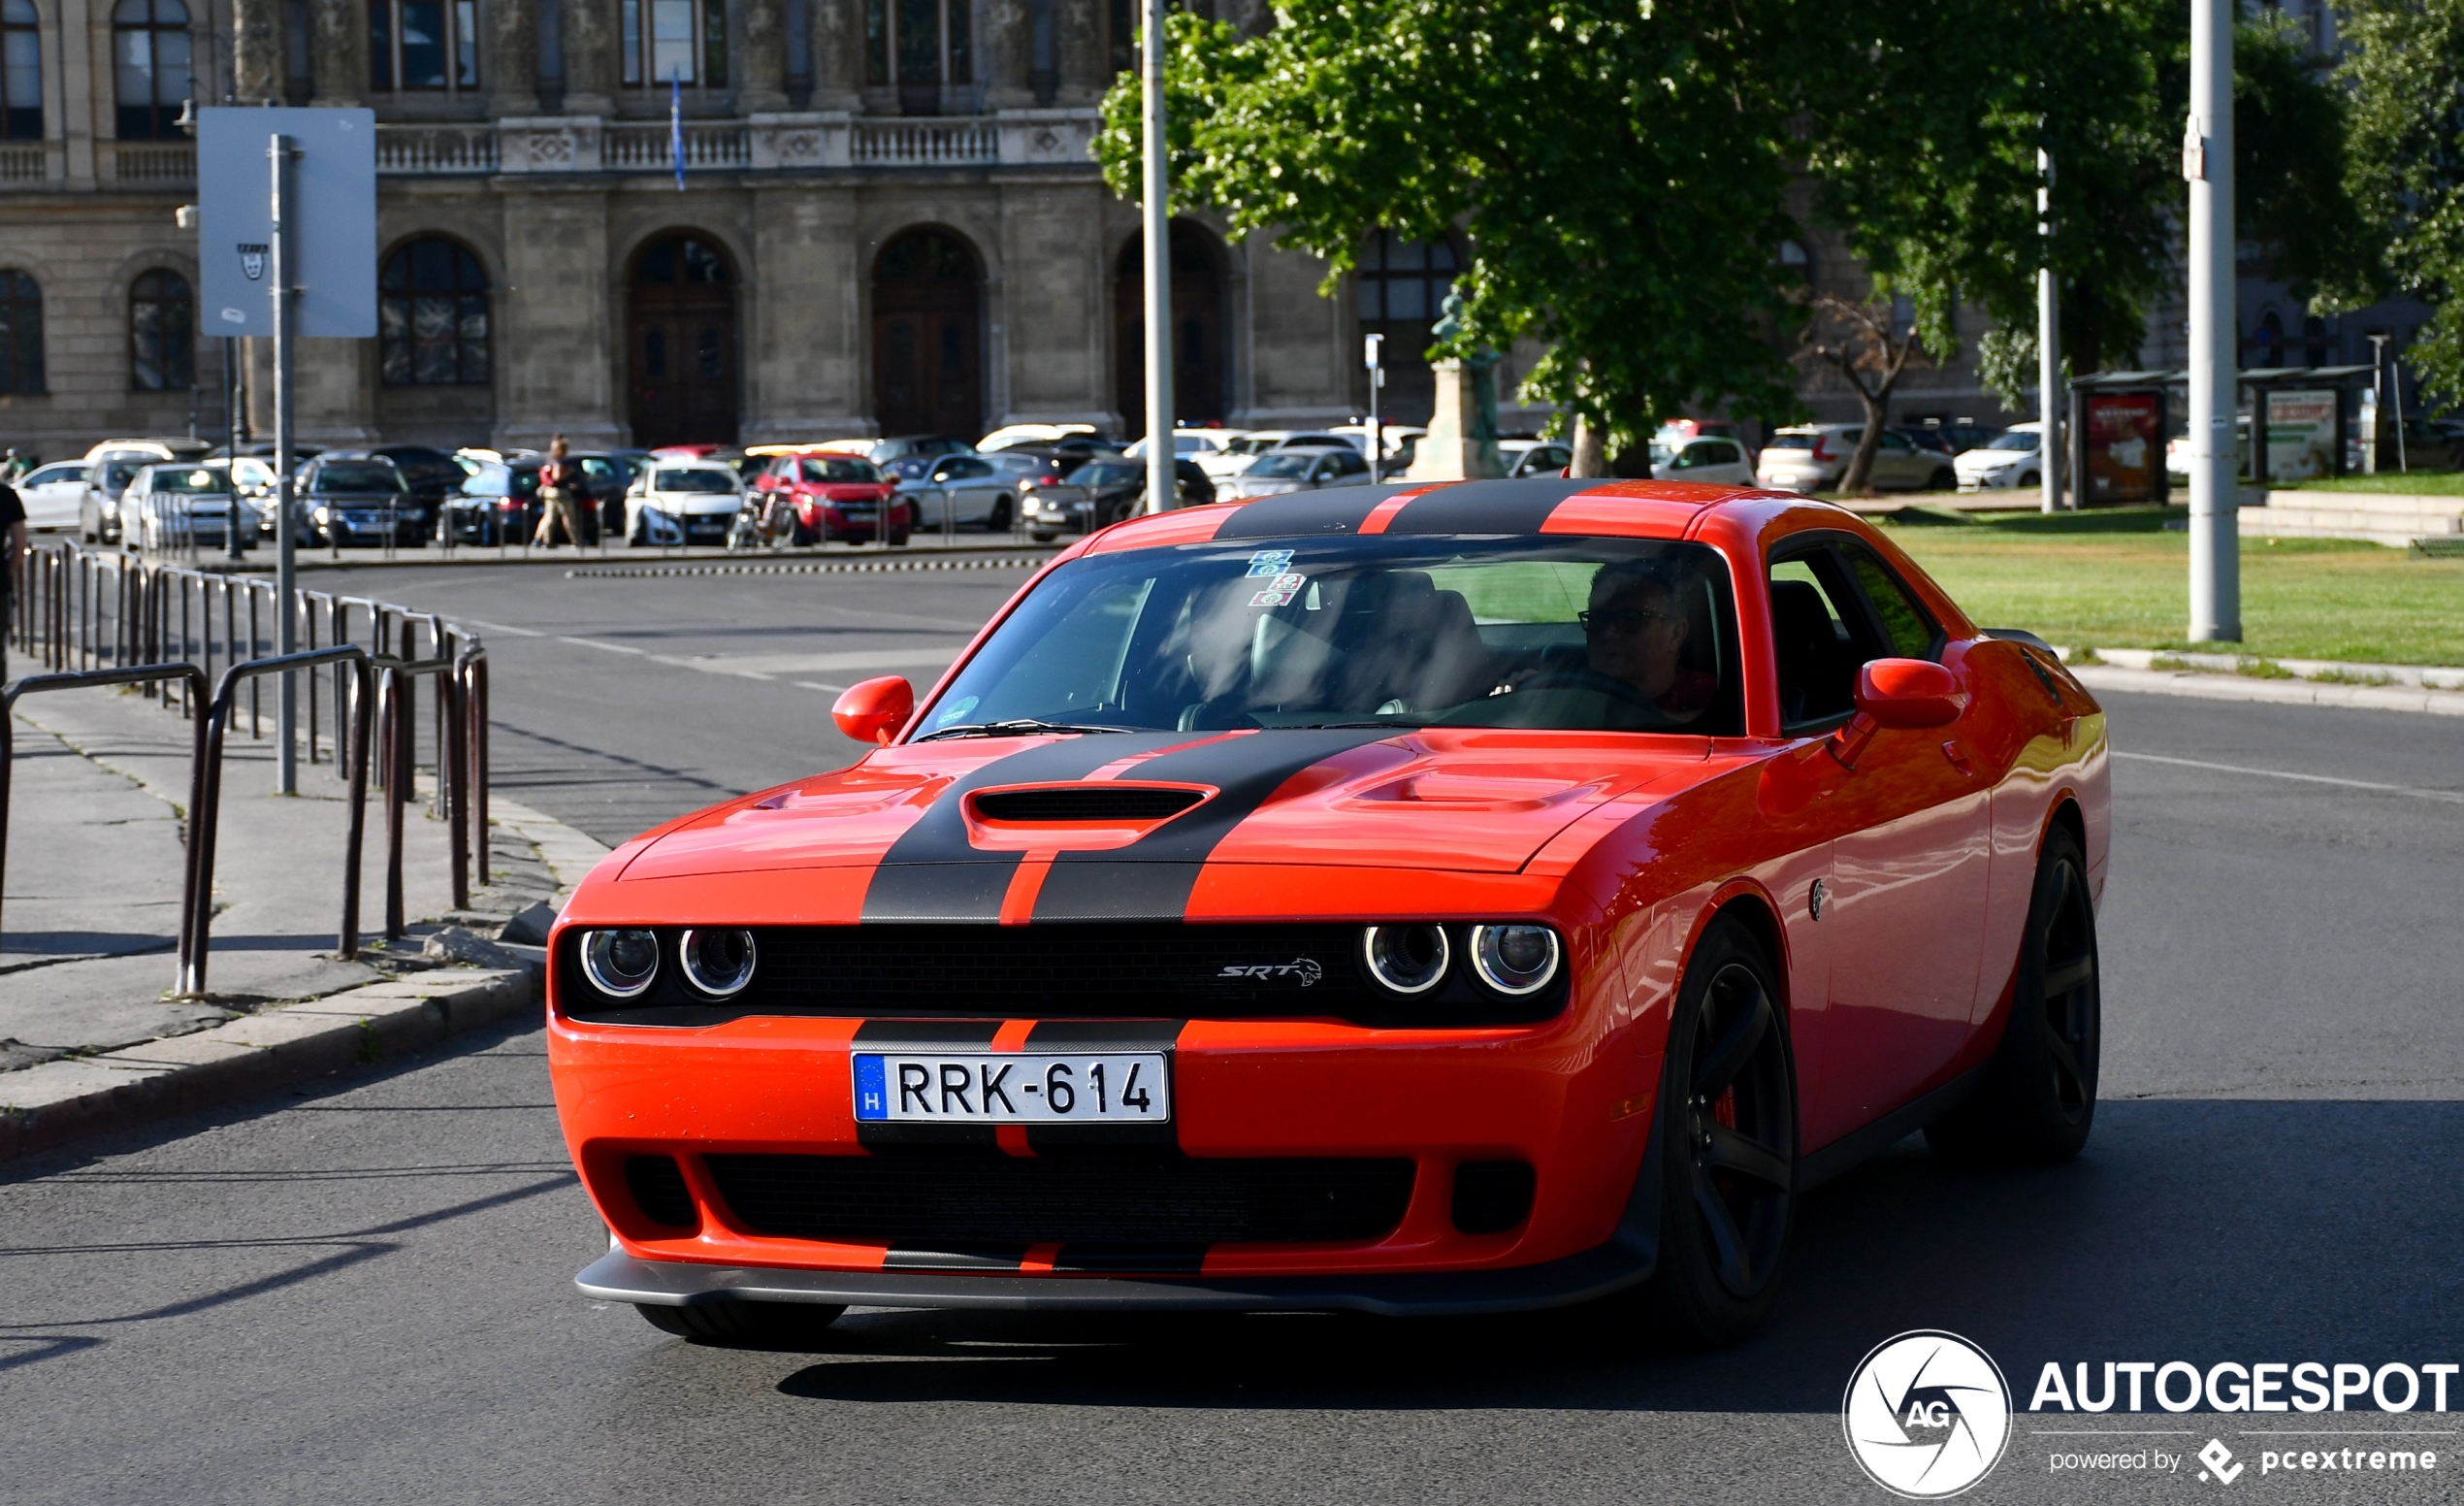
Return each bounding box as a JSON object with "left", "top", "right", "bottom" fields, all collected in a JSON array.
[
  {"left": 635, "top": 1300, "right": 847, "bottom": 1348},
  {"left": 1929, "top": 467, "right": 1956, "bottom": 490},
  {"left": 986, "top": 497, "right": 1012, "bottom": 533},
  {"left": 628, "top": 513, "right": 647, "bottom": 546},
  {"left": 2019, "top": 471, "right": 2040, "bottom": 488},
  {"left": 1030, "top": 529, "right": 1057, "bottom": 543},
  {"left": 1925, "top": 824, "right": 2099, "bottom": 1166},
  {"left": 889, "top": 529, "right": 911, "bottom": 546},
  {"left": 1600, "top": 914, "right": 1797, "bottom": 1348}
]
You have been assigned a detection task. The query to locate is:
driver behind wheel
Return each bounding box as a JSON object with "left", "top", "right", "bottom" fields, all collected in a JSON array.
[{"left": 1578, "top": 558, "right": 1717, "bottom": 725}]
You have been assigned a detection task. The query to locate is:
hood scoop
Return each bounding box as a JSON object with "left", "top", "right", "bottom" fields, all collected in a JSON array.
[{"left": 970, "top": 784, "right": 1208, "bottom": 824}]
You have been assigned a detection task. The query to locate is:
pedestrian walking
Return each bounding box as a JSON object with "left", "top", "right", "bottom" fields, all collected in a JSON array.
[
  {"left": 533, "top": 435, "right": 587, "bottom": 548},
  {"left": 0, "top": 473, "right": 26, "bottom": 682}
]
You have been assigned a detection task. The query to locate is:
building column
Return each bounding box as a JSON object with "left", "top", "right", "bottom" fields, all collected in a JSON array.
[
  {"left": 996, "top": 176, "right": 1112, "bottom": 427},
  {"left": 807, "top": 0, "right": 863, "bottom": 109},
  {"left": 1054, "top": 0, "right": 1106, "bottom": 105},
  {"left": 310, "top": 0, "right": 369, "bottom": 105},
  {"left": 232, "top": 0, "right": 283, "bottom": 103},
  {"left": 295, "top": 338, "right": 381, "bottom": 445},
  {"left": 487, "top": 0, "right": 542, "bottom": 114},
  {"left": 558, "top": 0, "right": 618, "bottom": 115},
  {"left": 737, "top": 0, "right": 788, "bottom": 110},
  {"left": 979, "top": 0, "right": 1034, "bottom": 110},
  {"left": 742, "top": 185, "right": 869, "bottom": 441},
  {"left": 495, "top": 185, "right": 624, "bottom": 449}
]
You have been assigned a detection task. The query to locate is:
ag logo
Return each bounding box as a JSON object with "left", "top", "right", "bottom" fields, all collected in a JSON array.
[
  {"left": 1843, "top": 1329, "right": 2012, "bottom": 1498},
  {"left": 238, "top": 243, "right": 269, "bottom": 280}
]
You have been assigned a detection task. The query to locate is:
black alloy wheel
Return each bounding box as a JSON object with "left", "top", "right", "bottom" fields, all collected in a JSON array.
[
  {"left": 1927, "top": 824, "right": 2100, "bottom": 1165},
  {"left": 1611, "top": 915, "right": 1797, "bottom": 1348},
  {"left": 1929, "top": 467, "right": 1957, "bottom": 490},
  {"left": 636, "top": 1299, "right": 847, "bottom": 1347}
]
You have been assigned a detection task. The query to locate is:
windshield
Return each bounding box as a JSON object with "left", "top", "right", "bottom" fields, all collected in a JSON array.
[
  {"left": 801, "top": 457, "right": 882, "bottom": 483},
  {"left": 153, "top": 467, "right": 226, "bottom": 493},
  {"left": 99, "top": 461, "right": 144, "bottom": 494},
  {"left": 655, "top": 467, "right": 737, "bottom": 492},
  {"left": 1766, "top": 435, "right": 1814, "bottom": 450},
  {"left": 1225, "top": 437, "right": 1278, "bottom": 455},
  {"left": 1986, "top": 432, "right": 2038, "bottom": 451},
  {"left": 317, "top": 462, "right": 402, "bottom": 494},
  {"left": 1247, "top": 453, "right": 1321, "bottom": 478},
  {"left": 921, "top": 536, "right": 1741, "bottom": 737},
  {"left": 1065, "top": 461, "right": 1142, "bottom": 487}
]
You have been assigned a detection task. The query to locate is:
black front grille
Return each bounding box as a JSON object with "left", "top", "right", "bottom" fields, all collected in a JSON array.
[
  {"left": 625, "top": 1154, "right": 698, "bottom": 1229},
  {"left": 973, "top": 786, "right": 1207, "bottom": 823},
  {"left": 706, "top": 1154, "right": 1416, "bottom": 1245},
  {"left": 1450, "top": 1160, "right": 1536, "bottom": 1234}
]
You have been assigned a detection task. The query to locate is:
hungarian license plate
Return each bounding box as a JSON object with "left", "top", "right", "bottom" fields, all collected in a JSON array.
[{"left": 852, "top": 1052, "right": 1170, "bottom": 1125}]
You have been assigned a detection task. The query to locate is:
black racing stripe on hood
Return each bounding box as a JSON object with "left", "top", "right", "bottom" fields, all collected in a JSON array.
[
  {"left": 1029, "top": 729, "right": 1398, "bottom": 923},
  {"left": 1212, "top": 484, "right": 1419, "bottom": 539},
  {"left": 1382, "top": 477, "right": 1597, "bottom": 534},
  {"left": 859, "top": 733, "right": 1202, "bottom": 923}
]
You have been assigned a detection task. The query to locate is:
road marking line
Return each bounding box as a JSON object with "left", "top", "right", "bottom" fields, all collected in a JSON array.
[
  {"left": 555, "top": 636, "right": 648, "bottom": 655},
  {"left": 454, "top": 618, "right": 544, "bottom": 637},
  {"left": 2113, "top": 749, "right": 2464, "bottom": 804},
  {"left": 795, "top": 681, "right": 849, "bottom": 694}
]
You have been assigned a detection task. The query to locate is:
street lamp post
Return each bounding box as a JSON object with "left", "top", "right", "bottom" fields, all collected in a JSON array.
[
  {"left": 2185, "top": 0, "right": 2239, "bottom": 641},
  {"left": 2038, "top": 147, "right": 2063, "bottom": 514},
  {"left": 1364, "top": 333, "right": 1383, "bottom": 483},
  {"left": 1139, "top": 0, "right": 1176, "bottom": 512}
]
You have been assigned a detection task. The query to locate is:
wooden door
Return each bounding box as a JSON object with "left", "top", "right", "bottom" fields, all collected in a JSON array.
[
  {"left": 872, "top": 229, "right": 982, "bottom": 441},
  {"left": 629, "top": 234, "right": 739, "bottom": 449},
  {"left": 1115, "top": 221, "right": 1226, "bottom": 438}
]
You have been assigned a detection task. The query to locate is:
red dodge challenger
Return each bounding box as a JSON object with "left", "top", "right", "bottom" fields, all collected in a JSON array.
[{"left": 551, "top": 477, "right": 2107, "bottom": 1347}]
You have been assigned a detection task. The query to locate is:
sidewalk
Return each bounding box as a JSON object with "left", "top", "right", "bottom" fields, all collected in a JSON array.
[{"left": 2, "top": 682, "right": 610, "bottom": 1159}]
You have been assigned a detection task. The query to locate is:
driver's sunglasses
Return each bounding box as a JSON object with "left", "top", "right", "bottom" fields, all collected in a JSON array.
[{"left": 1578, "top": 607, "right": 1677, "bottom": 637}]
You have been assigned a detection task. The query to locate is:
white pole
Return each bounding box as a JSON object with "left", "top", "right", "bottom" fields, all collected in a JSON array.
[
  {"left": 270, "top": 131, "right": 301, "bottom": 792},
  {"left": 2186, "top": 0, "right": 2239, "bottom": 640},
  {"left": 1139, "top": 0, "right": 1176, "bottom": 511},
  {"left": 2038, "top": 148, "right": 2062, "bottom": 513},
  {"left": 1364, "top": 333, "right": 1383, "bottom": 483}
]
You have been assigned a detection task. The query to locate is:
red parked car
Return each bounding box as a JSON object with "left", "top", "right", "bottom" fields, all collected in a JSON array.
[
  {"left": 752, "top": 450, "right": 913, "bottom": 545},
  {"left": 551, "top": 477, "right": 2108, "bottom": 1349}
]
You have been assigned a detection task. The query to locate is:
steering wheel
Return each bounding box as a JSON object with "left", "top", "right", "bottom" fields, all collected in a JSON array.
[{"left": 1504, "top": 667, "right": 1686, "bottom": 728}]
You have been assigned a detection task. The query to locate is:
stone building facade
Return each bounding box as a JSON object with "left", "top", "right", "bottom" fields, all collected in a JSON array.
[{"left": 0, "top": 0, "right": 1431, "bottom": 454}]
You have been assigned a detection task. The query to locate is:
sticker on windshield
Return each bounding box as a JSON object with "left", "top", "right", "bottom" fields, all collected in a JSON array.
[
  {"left": 1246, "top": 550, "right": 1296, "bottom": 577},
  {"left": 933, "top": 695, "right": 980, "bottom": 729},
  {"left": 1249, "top": 572, "right": 1307, "bottom": 608}
]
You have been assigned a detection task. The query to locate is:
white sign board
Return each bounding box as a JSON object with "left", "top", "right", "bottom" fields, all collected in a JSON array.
[
  {"left": 196, "top": 107, "right": 377, "bottom": 339},
  {"left": 2264, "top": 388, "right": 2337, "bottom": 481}
]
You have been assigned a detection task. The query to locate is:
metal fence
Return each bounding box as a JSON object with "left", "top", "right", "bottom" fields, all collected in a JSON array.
[{"left": 7, "top": 543, "right": 493, "bottom": 972}]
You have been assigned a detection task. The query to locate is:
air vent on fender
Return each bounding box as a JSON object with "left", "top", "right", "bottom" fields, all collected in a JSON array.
[{"left": 970, "top": 785, "right": 1208, "bottom": 823}]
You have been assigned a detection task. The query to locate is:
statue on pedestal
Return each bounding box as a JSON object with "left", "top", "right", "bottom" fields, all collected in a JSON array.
[{"left": 1402, "top": 293, "right": 1507, "bottom": 481}]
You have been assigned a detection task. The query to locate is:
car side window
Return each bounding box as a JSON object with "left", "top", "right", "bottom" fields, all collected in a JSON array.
[
  {"left": 955, "top": 458, "right": 993, "bottom": 479},
  {"left": 1767, "top": 544, "right": 1893, "bottom": 730},
  {"left": 1330, "top": 448, "right": 1368, "bottom": 475},
  {"left": 1840, "top": 544, "right": 1943, "bottom": 661},
  {"left": 1879, "top": 431, "right": 1910, "bottom": 452},
  {"left": 1705, "top": 442, "right": 1740, "bottom": 465}
]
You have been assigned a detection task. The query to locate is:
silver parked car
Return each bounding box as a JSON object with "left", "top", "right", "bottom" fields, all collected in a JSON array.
[
  {"left": 895, "top": 453, "right": 1020, "bottom": 533},
  {"left": 117, "top": 462, "right": 252, "bottom": 551},
  {"left": 1215, "top": 445, "right": 1373, "bottom": 500}
]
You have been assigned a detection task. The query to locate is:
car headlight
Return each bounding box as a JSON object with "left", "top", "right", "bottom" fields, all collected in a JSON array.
[
  {"left": 1362, "top": 924, "right": 1450, "bottom": 996},
  {"left": 1469, "top": 924, "right": 1562, "bottom": 996},
  {"left": 580, "top": 929, "right": 661, "bottom": 998},
  {"left": 679, "top": 929, "right": 757, "bottom": 997}
]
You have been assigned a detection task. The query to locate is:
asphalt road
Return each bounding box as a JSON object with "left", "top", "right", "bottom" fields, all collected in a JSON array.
[{"left": 5, "top": 558, "right": 2460, "bottom": 1505}]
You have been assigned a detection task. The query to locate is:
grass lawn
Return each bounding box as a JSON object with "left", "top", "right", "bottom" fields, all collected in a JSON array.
[
  {"left": 1875, "top": 507, "right": 2464, "bottom": 666},
  {"left": 2281, "top": 471, "right": 2464, "bottom": 495}
]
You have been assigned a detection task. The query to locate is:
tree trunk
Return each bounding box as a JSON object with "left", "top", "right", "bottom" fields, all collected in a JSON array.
[
  {"left": 1570, "top": 415, "right": 1610, "bottom": 477},
  {"left": 1837, "top": 382, "right": 1893, "bottom": 496}
]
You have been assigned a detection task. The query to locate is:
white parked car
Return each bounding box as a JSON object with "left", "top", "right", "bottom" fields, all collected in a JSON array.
[
  {"left": 1955, "top": 423, "right": 2047, "bottom": 491},
  {"left": 1649, "top": 434, "right": 1754, "bottom": 485},
  {"left": 1755, "top": 424, "right": 1956, "bottom": 493},
  {"left": 117, "top": 462, "right": 249, "bottom": 551},
  {"left": 1326, "top": 424, "right": 1427, "bottom": 474},
  {"left": 79, "top": 438, "right": 212, "bottom": 542},
  {"left": 1215, "top": 444, "right": 1374, "bottom": 500},
  {"left": 894, "top": 452, "right": 1020, "bottom": 533},
  {"left": 979, "top": 422, "right": 1104, "bottom": 453},
  {"left": 626, "top": 462, "right": 745, "bottom": 546},
  {"left": 13, "top": 461, "right": 89, "bottom": 530},
  {"left": 1499, "top": 438, "right": 1575, "bottom": 478},
  {"left": 1125, "top": 429, "right": 1248, "bottom": 466},
  {"left": 1201, "top": 430, "right": 1359, "bottom": 479}
]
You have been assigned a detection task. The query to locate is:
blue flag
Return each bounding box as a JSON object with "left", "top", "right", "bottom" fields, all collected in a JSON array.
[{"left": 670, "top": 71, "right": 685, "bottom": 192}]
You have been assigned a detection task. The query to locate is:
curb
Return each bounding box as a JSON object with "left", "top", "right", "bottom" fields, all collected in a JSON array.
[
  {"left": 2069, "top": 664, "right": 2464, "bottom": 716},
  {"left": 0, "top": 966, "right": 535, "bottom": 1164},
  {"left": 565, "top": 553, "right": 1054, "bottom": 580}
]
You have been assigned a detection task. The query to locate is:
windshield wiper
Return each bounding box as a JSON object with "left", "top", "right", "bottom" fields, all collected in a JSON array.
[
  {"left": 1288, "top": 719, "right": 1434, "bottom": 730},
  {"left": 914, "top": 719, "right": 1138, "bottom": 741}
]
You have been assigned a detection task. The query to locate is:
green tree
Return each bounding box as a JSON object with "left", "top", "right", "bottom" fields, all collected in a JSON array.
[
  {"left": 1094, "top": 0, "right": 1808, "bottom": 474},
  {"left": 2335, "top": 0, "right": 2464, "bottom": 407}
]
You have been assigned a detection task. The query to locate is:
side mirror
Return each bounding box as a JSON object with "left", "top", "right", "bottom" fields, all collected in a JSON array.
[
  {"left": 832, "top": 675, "right": 915, "bottom": 745},
  {"left": 1853, "top": 658, "right": 1965, "bottom": 729}
]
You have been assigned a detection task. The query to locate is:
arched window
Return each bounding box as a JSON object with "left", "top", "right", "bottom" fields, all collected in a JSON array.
[
  {"left": 129, "top": 268, "right": 191, "bottom": 390},
  {"left": 622, "top": 0, "right": 726, "bottom": 86},
  {"left": 370, "top": 0, "right": 477, "bottom": 92},
  {"left": 0, "top": 270, "right": 41, "bottom": 393},
  {"left": 3, "top": 0, "right": 41, "bottom": 141},
  {"left": 864, "top": 0, "right": 960, "bottom": 113},
  {"left": 113, "top": 0, "right": 189, "bottom": 141},
  {"left": 1775, "top": 240, "right": 1811, "bottom": 282},
  {"left": 1355, "top": 231, "right": 1458, "bottom": 428},
  {"left": 379, "top": 237, "right": 489, "bottom": 385}
]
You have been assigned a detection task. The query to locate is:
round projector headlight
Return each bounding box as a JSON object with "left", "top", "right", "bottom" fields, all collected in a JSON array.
[
  {"left": 580, "top": 929, "right": 661, "bottom": 998},
  {"left": 1362, "top": 924, "right": 1451, "bottom": 996},
  {"left": 1470, "top": 924, "right": 1562, "bottom": 996},
  {"left": 679, "top": 928, "right": 757, "bottom": 998}
]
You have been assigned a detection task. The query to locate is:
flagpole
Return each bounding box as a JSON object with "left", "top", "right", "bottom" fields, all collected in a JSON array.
[{"left": 671, "top": 71, "right": 685, "bottom": 192}]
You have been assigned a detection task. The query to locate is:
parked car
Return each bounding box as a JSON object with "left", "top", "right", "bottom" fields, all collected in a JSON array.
[
  {"left": 1932, "top": 422, "right": 2003, "bottom": 455},
  {"left": 859, "top": 434, "right": 976, "bottom": 465},
  {"left": 1894, "top": 427, "right": 1958, "bottom": 459},
  {"left": 894, "top": 452, "right": 1022, "bottom": 533},
  {"left": 622, "top": 461, "right": 744, "bottom": 546},
  {"left": 2164, "top": 417, "right": 2253, "bottom": 480},
  {"left": 297, "top": 455, "right": 422, "bottom": 546},
  {"left": 980, "top": 423, "right": 1108, "bottom": 453},
  {"left": 1957, "top": 424, "right": 2048, "bottom": 491},
  {"left": 80, "top": 438, "right": 211, "bottom": 543},
  {"left": 359, "top": 445, "right": 470, "bottom": 513},
  {"left": 1125, "top": 430, "right": 1248, "bottom": 466},
  {"left": 1325, "top": 424, "right": 1427, "bottom": 474},
  {"left": 1646, "top": 435, "right": 1753, "bottom": 485},
  {"left": 1023, "top": 458, "right": 1213, "bottom": 540},
  {"left": 13, "top": 460, "right": 89, "bottom": 530},
  {"left": 555, "top": 477, "right": 2110, "bottom": 1350},
  {"left": 752, "top": 450, "right": 912, "bottom": 544},
  {"left": 445, "top": 459, "right": 548, "bottom": 544},
  {"left": 1755, "top": 425, "right": 1956, "bottom": 493},
  {"left": 1204, "top": 430, "right": 1359, "bottom": 479},
  {"left": 118, "top": 462, "right": 248, "bottom": 551},
  {"left": 1501, "top": 439, "right": 1576, "bottom": 478},
  {"left": 1215, "top": 444, "right": 1373, "bottom": 500}
]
